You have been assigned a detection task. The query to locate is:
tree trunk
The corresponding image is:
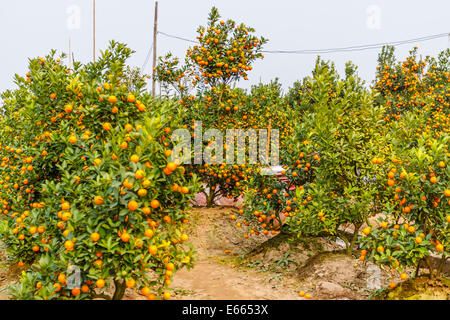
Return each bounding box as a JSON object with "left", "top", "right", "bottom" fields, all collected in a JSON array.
[
  {"left": 346, "top": 222, "right": 362, "bottom": 255},
  {"left": 206, "top": 190, "right": 216, "bottom": 207},
  {"left": 436, "top": 255, "right": 447, "bottom": 278},
  {"left": 425, "top": 256, "right": 435, "bottom": 279},
  {"left": 112, "top": 279, "right": 126, "bottom": 300}
]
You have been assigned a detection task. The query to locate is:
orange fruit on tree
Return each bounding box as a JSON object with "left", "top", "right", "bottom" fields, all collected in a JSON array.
[
  {"left": 58, "top": 273, "right": 66, "bottom": 284},
  {"left": 135, "top": 170, "right": 145, "bottom": 179},
  {"left": 163, "top": 292, "right": 171, "bottom": 299},
  {"left": 128, "top": 200, "right": 138, "bottom": 211},
  {"left": 72, "top": 288, "right": 81, "bottom": 296},
  {"left": 144, "top": 229, "right": 154, "bottom": 238},
  {"left": 362, "top": 227, "right": 371, "bottom": 235},
  {"left": 167, "top": 162, "right": 177, "bottom": 172},
  {"left": 141, "top": 287, "right": 151, "bottom": 296},
  {"left": 91, "top": 232, "right": 100, "bottom": 242},
  {"left": 149, "top": 245, "right": 157, "bottom": 255},
  {"left": 94, "top": 195, "right": 104, "bottom": 205},
  {"left": 65, "top": 104, "right": 73, "bottom": 113},
  {"left": 121, "top": 232, "right": 130, "bottom": 242},
  {"left": 150, "top": 199, "right": 160, "bottom": 209},
  {"left": 127, "top": 94, "right": 135, "bottom": 102},
  {"left": 96, "top": 278, "right": 105, "bottom": 288},
  {"left": 130, "top": 154, "right": 139, "bottom": 163},
  {"left": 64, "top": 240, "right": 74, "bottom": 250},
  {"left": 126, "top": 279, "right": 135, "bottom": 288},
  {"left": 61, "top": 202, "right": 70, "bottom": 210}
]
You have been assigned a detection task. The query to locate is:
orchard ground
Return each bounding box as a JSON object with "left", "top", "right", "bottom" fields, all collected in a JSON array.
[{"left": 2, "top": 205, "right": 447, "bottom": 300}]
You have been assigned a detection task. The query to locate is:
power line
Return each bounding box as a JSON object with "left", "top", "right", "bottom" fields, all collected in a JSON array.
[
  {"left": 157, "top": 31, "right": 449, "bottom": 54},
  {"left": 141, "top": 41, "right": 153, "bottom": 72},
  {"left": 158, "top": 31, "right": 199, "bottom": 44}
]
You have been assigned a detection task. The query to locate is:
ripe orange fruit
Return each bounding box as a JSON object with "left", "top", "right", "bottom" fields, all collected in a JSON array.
[
  {"left": 436, "top": 244, "right": 444, "bottom": 252},
  {"left": 94, "top": 195, "right": 104, "bottom": 205},
  {"left": 150, "top": 199, "right": 160, "bottom": 209},
  {"left": 121, "top": 232, "right": 130, "bottom": 242},
  {"left": 102, "top": 122, "right": 112, "bottom": 131},
  {"left": 387, "top": 179, "right": 395, "bottom": 186},
  {"left": 135, "top": 170, "right": 145, "bottom": 179},
  {"left": 430, "top": 176, "right": 437, "bottom": 184},
  {"left": 64, "top": 240, "right": 74, "bottom": 250},
  {"left": 50, "top": 93, "right": 56, "bottom": 99},
  {"left": 137, "top": 188, "right": 147, "bottom": 197},
  {"left": 65, "top": 104, "right": 73, "bottom": 113},
  {"left": 415, "top": 236, "right": 422, "bottom": 244},
  {"left": 144, "top": 229, "right": 154, "bottom": 238},
  {"left": 400, "top": 273, "right": 407, "bottom": 280},
  {"left": 81, "top": 285, "right": 89, "bottom": 293},
  {"left": 299, "top": 291, "right": 305, "bottom": 297},
  {"left": 127, "top": 94, "right": 136, "bottom": 102},
  {"left": 126, "top": 279, "right": 135, "bottom": 288},
  {"left": 128, "top": 200, "right": 138, "bottom": 211},
  {"left": 58, "top": 273, "right": 66, "bottom": 284},
  {"left": 68, "top": 135, "right": 77, "bottom": 144},
  {"left": 91, "top": 232, "right": 100, "bottom": 242},
  {"left": 181, "top": 186, "right": 189, "bottom": 194},
  {"left": 163, "top": 292, "right": 171, "bottom": 299},
  {"left": 149, "top": 245, "right": 157, "bottom": 255},
  {"left": 141, "top": 287, "right": 151, "bottom": 296},
  {"left": 389, "top": 282, "right": 397, "bottom": 289},
  {"left": 167, "top": 262, "right": 175, "bottom": 271},
  {"left": 444, "top": 189, "right": 450, "bottom": 197},
  {"left": 362, "top": 227, "right": 371, "bottom": 236},
  {"left": 130, "top": 154, "right": 139, "bottom": 163},
  {"left": 96, "top": 278, "right": 105, "bottom": 288},
  {"left": 108, "top": 95, "right": 117, "bottom": 103},
  {"left": 142, "top": 207, "right": 151, "bottom": 215},
  {"left": 72, "top": 288, "right": 81, "bottom": 296},
  {"left": 61, "top": 202, "right": 70, "bottom": 210},
  {"left": 167, "top": 162, "right": 177, "bottom": 172}
]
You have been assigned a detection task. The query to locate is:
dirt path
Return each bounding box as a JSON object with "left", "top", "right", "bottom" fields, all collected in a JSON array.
[
  {"left": 154, "top": 206, "right": 303, "bottom": 300},
  {"left": 171, "top": 259, "right": 300, "bottom": 300}
]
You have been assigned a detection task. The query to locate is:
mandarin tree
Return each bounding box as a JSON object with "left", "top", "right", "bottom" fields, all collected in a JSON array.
[
  {"left": 155, "top": 7, "right": 273, "bottom": 207},
  {"left": 0, "top": 41, "right": 199, "bottom": 300}
]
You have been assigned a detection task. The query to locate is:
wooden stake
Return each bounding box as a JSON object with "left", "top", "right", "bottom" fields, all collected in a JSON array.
[
  {"left": 152, "top": 1, "right": 159, "bottom": 97},
  {"left": 93, "top": 0, "right": 96, "bottom": 63}
]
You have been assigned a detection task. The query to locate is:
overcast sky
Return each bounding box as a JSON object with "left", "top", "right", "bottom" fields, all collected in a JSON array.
[{"left": 0, "top": 0, "right": 449, "bottom": 93}]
